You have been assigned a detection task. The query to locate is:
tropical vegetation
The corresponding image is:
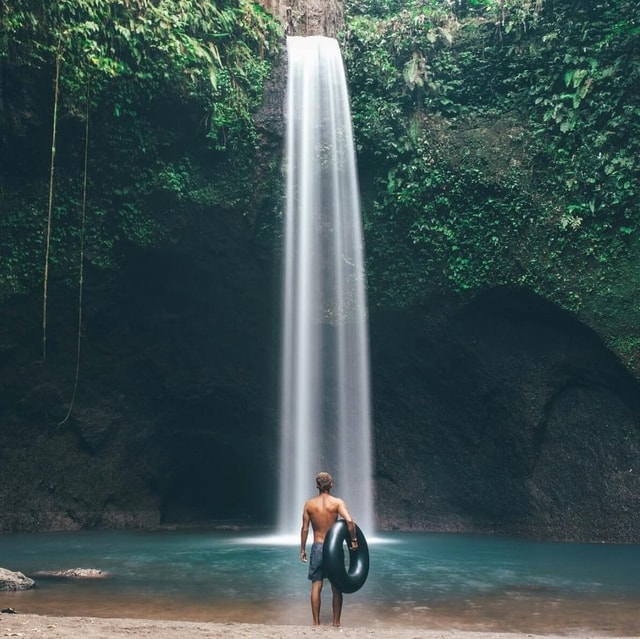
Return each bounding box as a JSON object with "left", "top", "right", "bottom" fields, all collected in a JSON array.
[
  {"left": 1, "top": 0, "right": 639, "bottom": 371},
  {"left": 341, "top": 0, "right": 640, "bottom": 370},
  {"left": 0, "top": 0, "right": 282, "bottom": 296}
]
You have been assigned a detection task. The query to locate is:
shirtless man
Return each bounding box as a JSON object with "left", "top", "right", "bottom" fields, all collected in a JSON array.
[{"left": 300, "top": 471, "right": 358, "bottom": 627}]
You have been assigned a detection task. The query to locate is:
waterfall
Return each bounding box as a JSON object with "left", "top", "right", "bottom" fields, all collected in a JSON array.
[{"left": 277, "top": 36, "right": 374, "bottom": 537}]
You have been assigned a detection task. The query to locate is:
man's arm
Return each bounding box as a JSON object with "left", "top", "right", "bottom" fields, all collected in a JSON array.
[
  {"left": 300, "top": 503, "right": 310, "bottom": 562},
  {"left": 337, "top": 499, "right": 358, "bottom": 550}
]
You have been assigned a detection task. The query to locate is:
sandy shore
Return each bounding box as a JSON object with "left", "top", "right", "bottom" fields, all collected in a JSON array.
[{"left": 1, "top": 614, "right": 638, "bottom": 639}]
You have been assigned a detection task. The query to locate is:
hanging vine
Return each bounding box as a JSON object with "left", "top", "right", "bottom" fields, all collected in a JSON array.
[
  {"left": 42, "top": 38, "right": 63, "bottom": 370},
  {"left": 57, "top": 78, "right": 91, "bottom": 428}
]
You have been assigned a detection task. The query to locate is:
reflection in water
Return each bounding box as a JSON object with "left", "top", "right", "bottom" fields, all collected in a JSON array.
[{"left": 0, "top": 529, "right": 639, "bottom": 634}]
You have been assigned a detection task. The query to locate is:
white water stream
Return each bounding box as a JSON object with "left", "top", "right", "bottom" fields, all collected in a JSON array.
[{"left": 277, "top": 36, "right": 374, "bottom": 536}]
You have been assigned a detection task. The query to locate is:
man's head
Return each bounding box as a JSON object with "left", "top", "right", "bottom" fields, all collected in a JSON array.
[{"left": 316, "top": 471, "right": 333, "bottom": 493}]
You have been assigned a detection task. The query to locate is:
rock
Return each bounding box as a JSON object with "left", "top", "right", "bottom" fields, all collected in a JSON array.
[
  {"left": 256, "top": 0, "right": 344, "bottom": 37},
  {"left": 371, "top": 287, "right": 640, "bottom": 541},
  {"left": 0, "top": 567, "right": 35, "bottom": 591},
  {"left": 31, "top": 568, "right": 108, "bottom": 579}
]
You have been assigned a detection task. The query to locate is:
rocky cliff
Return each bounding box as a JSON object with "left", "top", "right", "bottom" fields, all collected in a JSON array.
[
  {"left": 2, "top": 273, "right": 639, "bottom": 541},
  {"left": 372, "top": 288, "right": 640, "bottom": 542},
  {"left": 256, "top": 0, "right": 344, "bottom": 36}
]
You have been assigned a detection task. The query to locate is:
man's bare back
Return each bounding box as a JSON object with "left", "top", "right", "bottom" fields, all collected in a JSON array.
[
  {"left": 300, "top": 473, "right": 357, "bottom": 564},
  {"left": 303, "top": 493, "right": 350, "bottom": 543}
]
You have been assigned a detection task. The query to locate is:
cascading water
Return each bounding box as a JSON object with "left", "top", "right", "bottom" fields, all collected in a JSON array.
[{"left": 277, "top": 35, "right": 374, "bottom": 537}]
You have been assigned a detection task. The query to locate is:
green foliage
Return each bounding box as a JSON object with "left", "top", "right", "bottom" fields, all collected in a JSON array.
[
  {"left": 0, "top": 0, "right": 282, "bottom": 298},
  {"left": 342, "top": 0, "right": 639, "bottom": 325},
  {"left": 3, "top": 0, "right": 278, "bottom": 105},
  {"left": 523, "top": 1, "right": 639, "bottom": 235}
]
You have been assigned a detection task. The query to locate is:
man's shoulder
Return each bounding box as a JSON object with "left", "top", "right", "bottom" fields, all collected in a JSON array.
[
  {"left": 323, "top": 495, "right": 345, "bottom": 512},
  {"left": 306, "top": 494, "right": 342, "bottom": 509},
  {"left": 305, "top": 495, "right": 322, "bottom": 508}
]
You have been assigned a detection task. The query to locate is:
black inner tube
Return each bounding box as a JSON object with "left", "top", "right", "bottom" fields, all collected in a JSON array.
[{"left": 323, "top": 520, "right": 369, "bottom": 594}]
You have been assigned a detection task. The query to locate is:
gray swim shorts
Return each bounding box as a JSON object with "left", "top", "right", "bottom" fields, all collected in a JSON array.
[{"left": 308, "top": 542, "right": 325, "bottom": 582}]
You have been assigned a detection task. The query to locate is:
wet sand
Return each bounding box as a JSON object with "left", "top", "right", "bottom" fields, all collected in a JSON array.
[
  {"left": 1, "top": 592, "right": 640, "bottom": 638},
  {"left": 1, "top": 614, "right": 638, "bottom": 639}
]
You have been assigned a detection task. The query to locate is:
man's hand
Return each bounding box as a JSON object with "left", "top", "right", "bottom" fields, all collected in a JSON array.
[
  {"left": 300, "top": 549, "right": 308, "bottom": 563},
  {"left": 349, "top": 538, "right": 359, "bottom": 551}
]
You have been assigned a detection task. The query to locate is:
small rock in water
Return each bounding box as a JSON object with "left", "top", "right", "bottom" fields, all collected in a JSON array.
[{"left": 31, "top": 567, "right": 108, "bottom": 579}]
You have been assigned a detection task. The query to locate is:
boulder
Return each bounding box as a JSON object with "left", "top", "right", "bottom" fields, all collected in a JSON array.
[{"left": 0, "top": 567, "right": 35, "bottom": 591}]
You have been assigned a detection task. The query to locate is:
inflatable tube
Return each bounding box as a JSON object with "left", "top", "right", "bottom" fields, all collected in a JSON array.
[{"left": 323, "top": 520, "right": 369, "bottom": 594}]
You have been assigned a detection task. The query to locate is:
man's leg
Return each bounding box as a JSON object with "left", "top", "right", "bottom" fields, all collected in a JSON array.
[
  {"left": 310, "top": 579, "right": 323, "bottom": 625},
  {"left": 331, "top": 583, "right": 343, "bottom": 627}
]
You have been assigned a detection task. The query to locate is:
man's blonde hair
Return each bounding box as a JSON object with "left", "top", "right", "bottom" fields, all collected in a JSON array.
[{"left": 316, "top": 472, "right": 333, "bottom": 492}]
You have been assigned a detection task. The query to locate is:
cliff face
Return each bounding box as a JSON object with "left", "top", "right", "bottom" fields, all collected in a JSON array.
[
  {"left": 0, "top": 212, "right": 280, "bottom": 532},
  {"left": 371, "top": 289, "right": 640, "bottom": 542},
  {"left": 2, "top": 263, "right": 639, "bottom": 540},
  {"left": 255, "top": 0, "right": 344, "bottom": 36}
]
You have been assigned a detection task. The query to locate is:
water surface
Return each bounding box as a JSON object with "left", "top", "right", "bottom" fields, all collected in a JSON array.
[{"left": 1, "top": 529, "right": 638, "bottom": 634}]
